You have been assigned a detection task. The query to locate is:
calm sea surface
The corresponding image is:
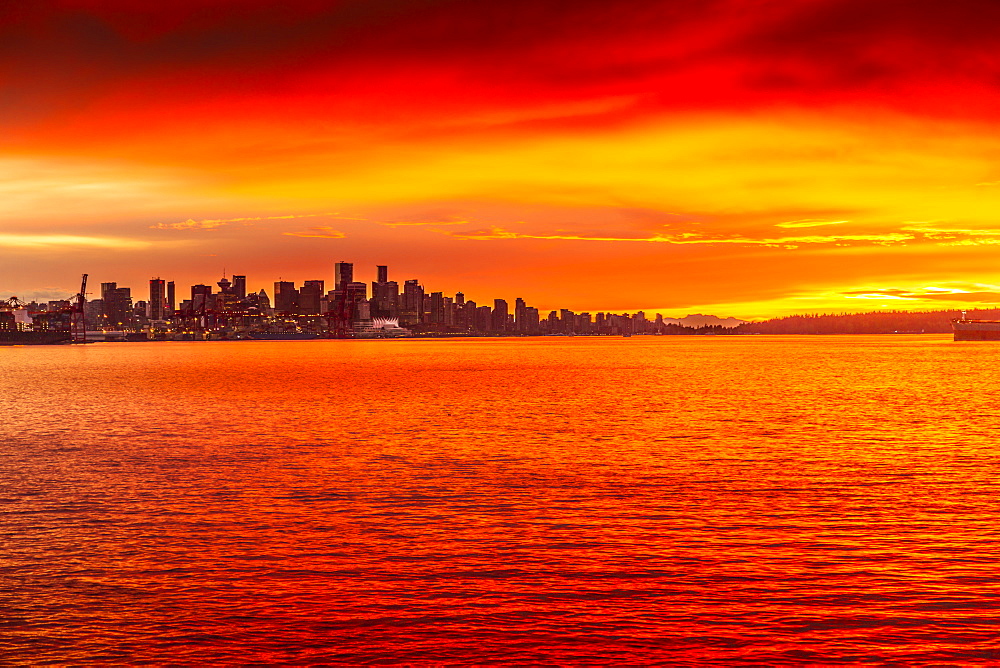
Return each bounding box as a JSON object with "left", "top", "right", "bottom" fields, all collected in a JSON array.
[{"left": 3, "top": 335, "right": 1000, "bottom": 664}]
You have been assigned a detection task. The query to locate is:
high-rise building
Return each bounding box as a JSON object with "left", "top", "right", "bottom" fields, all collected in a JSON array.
[
  {"left": 166, "top": 281, "right": 175, "bottom": 316},
  {"left": 334, "top": 262, "right": 353, "bottom": 290},
  {"left": 514, "top": 297, "right": 527, "bottom": 332},
  {"left": 300, "top": 280, "right": 324, "bottom": 315},
  {"left": 429, "top": 292, "right": 444, "bottom": 324},
  {"left": 492, "top": 299, "right": 509, "bottom": 332},
  {"left": 191, "top": 284, "right": 212, "bottom": 312},
  {"left": 273, "top": 281, "right": 298, "bottom": 314},
  {"left": 100, "top": 283, "right": 133, "bottom": 328},
  {"left": 444, "top": 296, "right": 455, "bottom": 326},
  {"left": 148, "top": 278, "right": 167, "bottom": 320},
  {"left": 476, "top": 305, "right": 492, "bottom": 332},
  {"left": 345, "top": 281, "right": 367, "bottom": 304},
  {"left": 560, "top": 309, "right": 576, "bottom": 334},
  {"left": 401, "top": 279, "right": 424, "bottom": 326},
  {"left": 371, "top": 265, "right": 399, "bottom": 319},
  {"left": 232, "top": 275, "right": 247, "bottom": 300},
  {"left": 523, "top": 306, "right": 540, "bottom": 333}
]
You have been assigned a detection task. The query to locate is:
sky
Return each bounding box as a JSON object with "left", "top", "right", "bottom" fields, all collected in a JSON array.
[{"left": 5, "top": 0, "right": 1000, "bottom": 319}]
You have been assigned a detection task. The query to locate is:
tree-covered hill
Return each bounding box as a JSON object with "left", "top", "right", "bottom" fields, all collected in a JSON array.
[{"left": 734, "top": 308, "right": 1000, "bottom": 335}]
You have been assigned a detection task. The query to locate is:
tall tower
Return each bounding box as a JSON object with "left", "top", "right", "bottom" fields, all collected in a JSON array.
[
  {"left": 492, "top": 299, "right": 509, "bottom": 332},
  {"left": 166, "top": 281, "right": 176, "bottom": 315},
  {"left": 273, "top": 281, "right": 297, "bottom": 314},
  {"left": 515, "top": 297, "right": 526, "bottom": 332},
  {"left": 401, "top": 279, "right": 424, "bottom": 326},
  {"left": 334, "top": 261, "right": 353, "bottom": 290},
  {"left": 300, "top": 280, "right": 324, "bottom": 315},
  {"left": 191, "top": 284, "right": 212, "bottom": 312},
  {"left": 148, "top": 278, "right": 166, "bottom": 320},
  {"left": 371, "top": 264, "right": 399, "bottom": 319},
  {"left": 232, "top": 275, "right": 247, "bottom": 300}
]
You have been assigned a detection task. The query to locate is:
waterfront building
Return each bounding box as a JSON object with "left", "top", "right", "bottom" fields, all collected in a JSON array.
[
  {"left": 232, "top": 275, "right": 247, "bottom": 300},
  {"left": 523, "top": 306, "right": 540, "bottom": 334},
  {"left": 514, "top": 297, "right": 526, "bottom": 332},
  {"left": 476, "top": 305, "right": 492, "bottom": 332},
  {"left": 444, "top": 296, "right": 455, "bottom": 327},
  {"left": 101, "top": 282, "right": 134, "bottom": 329},
  {"left": 334, "top": 261, "right": 353, "bottom": 290},
  {"left": 166, "top": 281, "right": 175, "bottom": 316},
  {"left": 300, "top": 280, "right": 324, "bottom": 315},
  {"left": 401, "top": 279, "right": 424, "bottom": 326},
  {"left": 148, "top": 278, "right": 167, "bottom": 320},
  {"left": 371, "top": 265, "right": 399, "bottom": 319},
  {"left": 492, "top": 299, "right": 508, "bottom": 333},
  {"left": 430, "top": 292, "right": 444, "bottom": 325},
  {"left": 273, "top": 281, "right": 297, "bottom": 314}
]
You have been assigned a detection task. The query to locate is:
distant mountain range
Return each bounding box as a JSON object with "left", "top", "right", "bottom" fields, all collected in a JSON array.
[{"left": 663, "top": 314, "right": 747, "bottom": 328}]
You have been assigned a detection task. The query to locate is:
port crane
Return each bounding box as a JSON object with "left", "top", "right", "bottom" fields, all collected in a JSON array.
[{"left": 71, "top": 274, "right": 88, "bottom": 343}]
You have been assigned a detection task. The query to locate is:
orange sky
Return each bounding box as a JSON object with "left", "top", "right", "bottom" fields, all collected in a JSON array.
[{"left": 6, "top": 0, "right": 1000, "bottom": 318}]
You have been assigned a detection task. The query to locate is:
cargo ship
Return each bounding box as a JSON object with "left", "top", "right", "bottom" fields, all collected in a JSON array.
[{"left": 951, "top": 313, "right": 1000, "bottom": 340}]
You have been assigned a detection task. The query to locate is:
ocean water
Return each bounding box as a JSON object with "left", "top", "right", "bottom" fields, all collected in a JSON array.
[{"left": 2, "top": 335, "right": 1000, "bottom": 664}]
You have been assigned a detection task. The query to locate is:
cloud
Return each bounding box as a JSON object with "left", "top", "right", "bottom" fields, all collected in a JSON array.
[
  {"left": 0, "top": 233, "right": 149, "bottom": 249},
  {"left": 151, "top": 212, "right": 347, "bottom": 230},
  {"left": 443, "top": 226, "right": 913, "bottom": 248},
  {"left": 775, "top": 219, "right": 849, "bottom": 228},
  {"left": 381, "top": 219, "right": 473, "bottom": 227},
  {"left": 282, "top": 226, "right": 347, "bottom": 239},
  {"left": 152, "top": 218, "right": 229, "bottom": 230},
  {"left": 841, "top": 285, "right": 1000, "bottom": 303},
  {"left": 900, "top": 223, "right": 1000, "bottom": 246}
]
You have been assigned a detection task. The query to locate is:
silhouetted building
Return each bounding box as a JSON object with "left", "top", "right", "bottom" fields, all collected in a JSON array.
[
  {"left": 191, "top": 284, "right": 212, "bottom": 313},
  {"left": 430, "top": 291, "right": 445, "bottom": 325},
  {"left": 101, "top": 282, "right": 134, "bottom": 328},
  {"left": 148, "top": 278, "right": 167, "bottom": 320},
  {"left": 492, "top": 299, "right": 509, "bottom": 332},
  {"left": 401, "top": 279, "right": 424, "bottom": 326},
  {"left": 273, "top": 281, "right": 298, "bottom": 314},
  {"left": 232, "top": 275, "right": 247, "bottom": 300},
  {"left": 334, "top": 262, "right": 353, "bottom": 290},
  {"left": 371, "top": 265, "right": 399, "bottom": 319},
  {"left": 300, "top": 280, "right": 324, "bottom": 315},
  {"left": 166, "top": 281, "right": 175, "bottom": 316}
]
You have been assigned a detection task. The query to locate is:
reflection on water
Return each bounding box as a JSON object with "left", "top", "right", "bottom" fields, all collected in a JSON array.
[{"left": 3, "top": 336, "right": 1000, "bottom": 663}]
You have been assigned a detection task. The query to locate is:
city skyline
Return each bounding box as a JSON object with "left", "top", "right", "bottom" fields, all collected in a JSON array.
[
  {"left": 7, "top": 2, "right": 1000, "bottom": 319},
  {"left": 46, "top": 260, "right": 737, "bottom": 338}
]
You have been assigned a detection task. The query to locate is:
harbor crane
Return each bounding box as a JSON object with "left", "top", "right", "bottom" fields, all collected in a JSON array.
[{"left": 71, "top": 274, "right": 88, "bottom": 343}]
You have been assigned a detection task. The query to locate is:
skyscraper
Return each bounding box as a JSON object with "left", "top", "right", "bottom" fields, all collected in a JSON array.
[
  {"left": 232, "top": 275, "right": 247, "bottom": 300},
  {"left": 372, "top": 265, "right": 399, "bottom": 318},
  {"left": 101, "top": 282, "right": 134, "bottom": 328},
  {"left": 492, "top": 299, "right": 509, "bottom": 332},
  {"left": 334, "top": 261, "right": 353, "bottom": 290},
  {"left": 273, "top": 281, "right": 298, "bottom": 314},
  {"left": 430, "top": 292, "right": 444, "bottom": 324},
  {"left": 148, "top": 278, "right": 166, "bottom": 320},
  {"left": 514, "top": 297, "right": 526, "bottom": 332},
  {"left": 166, "top": 281, "right": 175, "bottom": 315},
  {"left": 401, "top": 279, "right": 424, "bottom": 326},
  {"left": 300, "top": 280, "right": 324, "bottom": 315},
  {"left": 191, "top": 284, "right": 212, "bottom": 312}
]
